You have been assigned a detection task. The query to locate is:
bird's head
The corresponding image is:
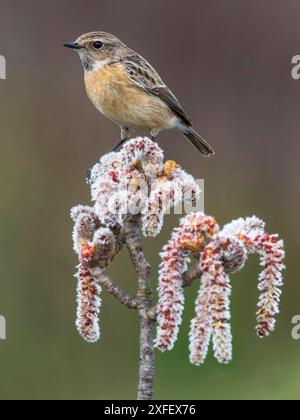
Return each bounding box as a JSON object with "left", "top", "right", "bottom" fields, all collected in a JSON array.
[{"left": 64, "top": 32, "right": 130, "bottom": 72}]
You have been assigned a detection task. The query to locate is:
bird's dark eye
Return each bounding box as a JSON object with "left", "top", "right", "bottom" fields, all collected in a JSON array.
[{"left": 93, "top": 41, "right": 103, "bottom": 50}]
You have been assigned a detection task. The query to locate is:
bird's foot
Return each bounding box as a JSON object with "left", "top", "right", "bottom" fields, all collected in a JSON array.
[
  {"left": 85, "top": 155, "right": 104, "bottom": 184},
  {"left": 86, "top": 166, "right": 93, "bottom": 184},
  {"left": 110, "top": 138, "right": 128, "bottom": 152}
]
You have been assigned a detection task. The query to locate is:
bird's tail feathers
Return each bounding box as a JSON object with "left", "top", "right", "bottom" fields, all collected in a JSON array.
[{"left": 182, "top": 126, "right": 215, "bottom": 157}]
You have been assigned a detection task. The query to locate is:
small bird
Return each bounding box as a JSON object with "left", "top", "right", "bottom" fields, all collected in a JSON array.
[{"left": 64, "top": 32, "right": 215, "bottom": 156}]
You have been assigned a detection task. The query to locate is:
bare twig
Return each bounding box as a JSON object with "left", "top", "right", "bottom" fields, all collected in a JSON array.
[
  {"left": 93, "top": 271, "right": 138, "bottom": 309},
  {"left": 183, "top": 265, "right": 202, "bottom": 287},
  {"left": 123, "top": 216, "right": 155, "bottom": 401}
]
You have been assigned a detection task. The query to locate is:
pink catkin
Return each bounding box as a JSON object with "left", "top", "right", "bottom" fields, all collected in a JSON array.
[
  {"left": 76, "top": 265, "right": 102, "bottom": 343},
  {"left": 72, "top": 206, "right": 118, "bottom": 343},
  {"left": 142, "top": 170, "right": 201, "bottom": 238},
  {"left": 209, "top": 259, "right": 232, "bottom": 364},
  {"left": 156, "top": 213, "right": 219, "bottom": 351},
  {"left": 189, "top": 272, "right": 213, "bottom": 366},
  {"left": 87, "top": 138, "right": 201, "bottom": 237},
  {"left": 255, "top": 234, "right": 285, "bottom": 337},
  {"left": 121, "top": 137, "right": 164, "bottom": 178},
  {"left": 90, "top": 138, "right": 165, "bottom": 228},
  {"left": 190, "top": 239, "right": 233, "bottom": 366},
  {"left": 71, "top": 206, "right": 100, "bottom": 254},
  {"left": 157, "top": 213, "right": 285, "bottom": 365},
  {"left": 155, "top": 243, "right": 187, "bottom": 351},
  {"left": 221, "top": 217, "right": 285, "bottom": 338}
]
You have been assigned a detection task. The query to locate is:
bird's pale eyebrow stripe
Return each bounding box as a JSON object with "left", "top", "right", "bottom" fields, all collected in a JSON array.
[
  {"left": 79, "top": 32, "right": 100, "bottom": 41},
  {"left": 79, "top": 32, "right": 117, "bottom": 44}
]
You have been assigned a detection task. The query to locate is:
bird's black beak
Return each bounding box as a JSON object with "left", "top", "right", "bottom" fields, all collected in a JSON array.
[{"left": 63, "top": 42, "right": 81, "bottom": 50}]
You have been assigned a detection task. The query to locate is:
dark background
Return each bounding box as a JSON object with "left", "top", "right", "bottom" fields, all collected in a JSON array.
[{"left": 0, "top": 0, "right": 299, "bottom": 400}]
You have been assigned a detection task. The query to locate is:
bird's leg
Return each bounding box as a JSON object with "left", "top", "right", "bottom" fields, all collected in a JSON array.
[
  {"left": 111, "top": 128, "right": 130, "bottom": 152},
  {"left": 85, "top": 166, "right": 94, "bottom": 184},
  {"left": 150, "top": 128, "right": 160, "bottom": 142}
]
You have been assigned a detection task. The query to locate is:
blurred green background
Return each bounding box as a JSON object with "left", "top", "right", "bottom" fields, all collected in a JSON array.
[{"left": 0, "top": 0, "right": 299, "bottom": 400}]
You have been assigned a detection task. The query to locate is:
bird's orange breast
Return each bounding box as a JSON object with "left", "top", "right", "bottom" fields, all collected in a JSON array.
[{"left": 84, "top": 63, "right": 174, "bottom": 131}]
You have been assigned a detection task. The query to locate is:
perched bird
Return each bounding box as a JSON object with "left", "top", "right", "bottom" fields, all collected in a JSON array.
[{"left": 64, "top": 32, "right": 215, "bottom": 156}]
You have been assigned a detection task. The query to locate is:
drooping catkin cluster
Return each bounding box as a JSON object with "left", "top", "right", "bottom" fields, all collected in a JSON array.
[
  {"left": 156, "top": 213, "right": 285, "bottom": 365},
  {"left": 155, "top": 213, "right": 219, "bottom": 351},
  {"left": 70, "top": 137, "right": 285, "bottom": 370},
  {"left": 221, "top": 217, "right": 285, "bottom": 337},
  {"left": 190, "top": 237, "right": 242, "bottom": 365},
  {"left": 89, "top": 137, "right": 201, "bottom": 237},
  {"left": 71, "top": 206, "right": 119, "bottom": 343},
  {"left": 71, "top": 138, "right": 201, "bottom": 343}
]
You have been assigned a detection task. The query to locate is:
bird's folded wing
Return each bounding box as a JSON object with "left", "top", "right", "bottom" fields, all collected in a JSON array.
[{"left": 122, "top": 54, "right": 192, "bottom": 127}]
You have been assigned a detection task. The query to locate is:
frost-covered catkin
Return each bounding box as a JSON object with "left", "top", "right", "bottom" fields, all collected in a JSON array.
[
  {"left": 158, "top": 213, "right": 285, "bottom": 365},
  {"left": 189, "top": 271, "right": 213, "bottom": 366},
  {"left": 156, "top": 213, "right": 219, "bottom": 351},
  {"left": 89, "top": 138, "right": 167, "bottom": 227},
  {"left": 222, "top": 216, "right": 266, "bottom": 247},
  {"left": 91, "top": 154, "right": 142, "bottom": 227},
  {"left": 71, "top": 135, "right": 286, "bottom": 366},
  {"left": 206, "top": 245, "right": 233, "bottom": 364},
  {"left": 255, "top": 234, "right": 285, "bottom": 337},
  {"left": 93, "top": 227, "right": 117, "bottom": 269},
  {"left": 155, "top": 245, "right": 187, "bottom": 351},
  {"left": 143, "top": 162, "right": 201, "bottom": 237},
  {"left": 190, "top": 239, "right": 235, "bottom": 366},
  {"left": 222, "top": 238, "right": 248, "bottom": 274},
  {"left": 120, "top": 137, "right": 164, "bottom": 178},
  {"left": 71, "top": 206, "right": 100, "bottom": 254},
  {"left": 71, "top": 204, "right": 120, "bottom": 343},
  {"left": 76, "top": 265, "right": 102, "bottom": 343},
  {"left": 87, "top": 137, "right": 202, "bottom": 237},
  {"left": 221, "top": 217, "right": 285, "bottom": 338}
]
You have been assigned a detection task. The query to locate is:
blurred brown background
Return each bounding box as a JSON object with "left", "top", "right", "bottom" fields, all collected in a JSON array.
[{"left": 0, "top": 0, "right": 299, "bottom": 400}]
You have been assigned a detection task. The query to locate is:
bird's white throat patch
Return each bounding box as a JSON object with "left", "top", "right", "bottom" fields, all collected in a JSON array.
[{"left": 92, "top": 59, "right": 111, "bottom": 71}]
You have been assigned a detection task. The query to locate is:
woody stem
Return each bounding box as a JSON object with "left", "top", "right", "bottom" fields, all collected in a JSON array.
[{"left": 123, "top": 216, "right": 155, "bottom": 401}]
